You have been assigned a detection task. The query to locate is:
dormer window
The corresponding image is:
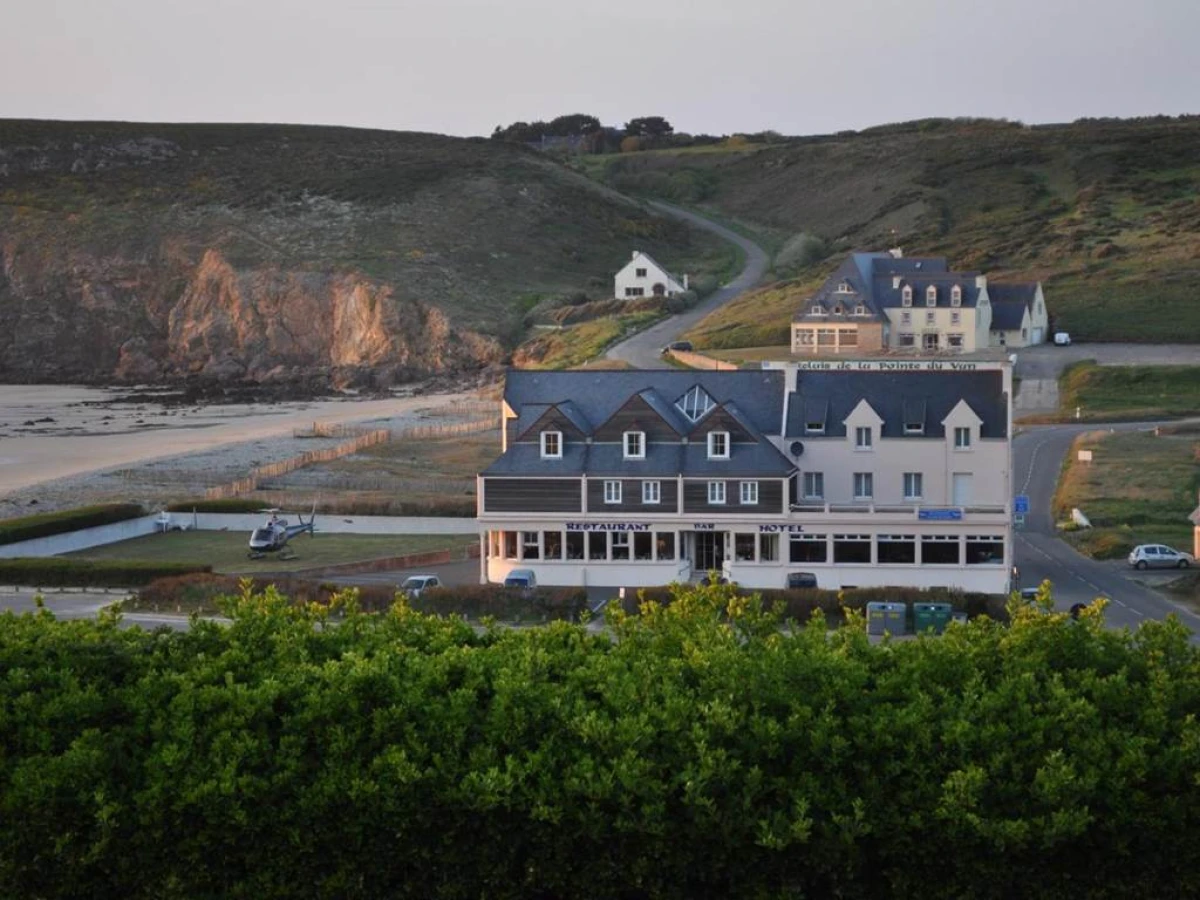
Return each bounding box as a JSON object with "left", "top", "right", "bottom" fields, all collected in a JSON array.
[
  {"left": 901, "top": 285, "right": 912, "bottom": 307},
  {"left": 855, "top": 304, "right": 866, "bottom": 316},
  {"left": 676, "top": 385, "right": 716, "bottom": 423},
  {"left": 623, "top": 430, "right": 645, "bottom": 459},
  {"left": 951, "top": 285, "right": 962, "bottom": 307},
  {"left": 832, "top": 305, "right": 843, "bottom": 315},
  {"left": 903, "top": 399, "right": 926, "bottom": 435},
  {"left": 926, "top": 285, "right": 937, "bottom": 307},
  {"left": 837, "top": 281, "right": 851, "bottom": 293},
  {"left": 708, "top": 431, "right": 730, "bottom": 459},
  {"left": 810, "top": 303, "right": 827, "bottom": 316},
  {"left": 540, "top": 431, "right": 562, "bottom": 459}
]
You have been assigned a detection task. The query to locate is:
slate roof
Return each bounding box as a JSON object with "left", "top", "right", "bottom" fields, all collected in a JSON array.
[
  {"left": 989, "top": 301, "right": 1029, "bottom": 331},
  {"left": 784, "top": 371, "right": 1007, "bottom": 439},
  {"left": 988, "top": 283, "right": 1038, "bottom": 331}
]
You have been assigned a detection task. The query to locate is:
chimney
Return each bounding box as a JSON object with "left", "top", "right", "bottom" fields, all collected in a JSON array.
[
  {"left": 888, "top": 247, "right": 903, "bottom": 259},
  {"left": 632, "top": 250, "right": 639, "bottom": 260},
  {"left": 976, "top": 274, "right": 987, "bottom": 289},
  {"left": 892, "top": 275, "right": 901, "bottom": 289},
  {"left": 683, "top": 273, "right": 689, "bottom": 290}
]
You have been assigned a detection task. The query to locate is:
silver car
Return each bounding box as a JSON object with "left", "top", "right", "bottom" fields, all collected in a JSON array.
[
  {"left": 400, "top": 574, "right": 441, "bottom": 598},
  {"left": 1128, "top": 545, "right": 1194, "bottom": 570}
]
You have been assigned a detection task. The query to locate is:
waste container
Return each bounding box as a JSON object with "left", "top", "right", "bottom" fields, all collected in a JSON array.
[
  {"left": 913, "top": 602, "right": 954, "bottom": 634},
  {"left": 866, "top": 601, "right": 907, "bottom": 636}
]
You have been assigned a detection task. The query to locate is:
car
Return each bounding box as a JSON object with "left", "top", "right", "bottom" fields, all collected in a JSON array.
[
  {"left": 1128, "top": 544, "right": 1194, "bottom": 570},
  {"left": 502, "top": 569, "right": 538, "bottom": 596},
  {"left": 399, "top": 574, "right": 441, "bottom": 598},
  {"left": 786, "top": 571, "right": 818, "bottom": 589},
  {"left": 660, "top": 340, "right": 693, "bottom": 354},
  {"left": 1053, "top": 332, "right": 1071, "bottom": 346}
]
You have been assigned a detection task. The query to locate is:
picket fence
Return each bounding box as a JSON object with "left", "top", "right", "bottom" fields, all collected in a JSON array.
[{"left": 204, "top": 429, "right": 390, "bottom": 500}]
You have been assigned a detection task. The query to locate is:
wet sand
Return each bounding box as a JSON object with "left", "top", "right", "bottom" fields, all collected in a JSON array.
[{"left": 0, "top": 385, "right": 474, "bottom": 497}]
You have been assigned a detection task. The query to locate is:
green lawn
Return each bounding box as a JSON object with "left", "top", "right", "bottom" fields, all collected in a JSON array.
[
  {"left": 1060, "top": 363, "right": 1200, "bottom": 419},
  {"left": 68, "top": 532, "right": 471, "bottom": 574}
]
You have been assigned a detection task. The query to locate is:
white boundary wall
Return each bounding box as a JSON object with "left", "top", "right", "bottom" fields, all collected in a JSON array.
[{"left": 0, "top": 515, "right": 163, "bottom": 558}]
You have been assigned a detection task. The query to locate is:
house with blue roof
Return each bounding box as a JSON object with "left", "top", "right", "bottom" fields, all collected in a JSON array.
[{"left": 988, "top": 282, "right": 1049, "bottom": 347}]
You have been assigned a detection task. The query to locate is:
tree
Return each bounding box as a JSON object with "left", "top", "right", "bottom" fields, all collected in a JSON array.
[{"left": 624, "top": 116, "right": 674, "bottom": 138}]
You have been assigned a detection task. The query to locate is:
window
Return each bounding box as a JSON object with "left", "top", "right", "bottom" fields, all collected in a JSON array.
[
  {"left": 954, "top": 427, "right": 971, "bottom": 449},
  {"left": 623, "top": 431, "right": 645, "bottom": 459},
  {"left": 566, "top": 531, "right": 585, "bottom": 560},
  {"left": 802, "top": 471, "right": 824, "bottom": 499},
  {"left": 901, "top": 286, "right": 913, "bottom": 307},
  {"left": 903, "top": 472, "right": 923, "bottom": 500},
  {"left": 759, "top": 533, "right": 780, "bottom": 562},
  {"left": 633, "top": 531, "right": 653, "bottom": 560},
  {"left": 588, "top": 532, "right": 607, "bottom": 560},
  {"left": 900, "top": 311, "right": 911, "bottom": 324},
  {"left": 817, "top": 328, "right": 836, "bottom": 345},
  {"left": 708, "top": 481, "right": 726, "bottom": 504},
  {"left": 790, "top": 534, "right": 827, "bottom": 562},
  {"left": 966, "top": 535, "right": 1004, "bottom": 565},
  {"left": 926, "top": 285, "right": 937, "bottom": 306},
  {"left": 925, "top": 311, "right": 936, "bottom": 325},
  {"left": 798, "top": 330, "right": 815, "bottom": 345},
  {"left": 854, "top": 426, "right": 872, "bottom": 450},
  {"left": 604, "top": 480, "right": 622, "bottom": 504},
  {"left": 624, "top": 287, "right": 644, "bottom": 297},
  {"left": 922, "top": 535, "right": 959, "bottom": 565},
  {"left": 522, "top": 531, "right": 540, "bottom": 560},
  {"left": 642, "top": 480, "right": 661, "bottom": 504},
  {"left": 877, "top": 534, "right": 916, "bottom": 564},
  {"left": 635, "top": 267, "right": 647, "bottom": 277},
  {"left": 544, "top": 531, "right": 562, "bottom": 560},
  {"left": 951, "top": 285, "right": 962, "bottom": 307},
  {"left": 950, "top": 311, "right": 961, "bottom": 325},
  {"left": 837, "top": 281, "right": 851, "bottom": 292},
  {"left": 540, "top": 431, "right": 562, "bottom": 459},
  {"left": 503, "top": 531, "right": 518, "bottom": 559},
  {"left": 655, "top": 532, "right": 675, "bottom": 560},
  {"left": 611, "top": 532, "right": 630, "bottom": 560},
  {"left": 899, "top": 333, "right": 915, "bottom": 347},
  {"left": 740, "top": 481, "right": 759, "bottom": 505},
  {"left": 832, "top": 305, "right": 843, "bottom": 315},
  {"left": 948, "top": 334, "right": 964, "bottom": 348},
  {"left": 708, "top": 431, "right": 729, "bottom": 459},
  {"left": 839, "top": 328, "right": 858, "bottom": 346},
  {"left": 854, "top": 304, "right": 866, "bottom": 315},
  {"left": 923, "top": 332, "right": 939, "bottom": 350},
  {"left": 853, "top": 472, "right": 873, "bottom": 500},
  {"left": 833, "top": 534, "right": 872, "bottom": 564},
  {"left": 735, "top": 533, "right": 756, "bottom": 561},
  {"left": 676, "top": 385, "right": 715, "bottom": 422},
  {"left": 810, "top": 304, "right": 827, "bottom": 316}
]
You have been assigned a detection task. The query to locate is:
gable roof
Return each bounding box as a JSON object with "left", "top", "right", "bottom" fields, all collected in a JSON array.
[
  {"left": 617, "top": 251, "right": 682, "bottom": 285},
  {"left": 989, "top": 299, "right": 1030, "bottom": 331},
  {"left": 988, "top": 283, "right": 1039, "bottom": 331},
  {"left": 784, "top": 370, "right": 1007, "bottom": 439}
]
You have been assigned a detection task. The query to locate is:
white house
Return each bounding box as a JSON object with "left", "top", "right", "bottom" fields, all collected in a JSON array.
[
  {"left": 614, "top": 251, "right": 687, "bottom": 300},
  {"left": 988, "top": 283, "right": 1049, "bottom": 347}
]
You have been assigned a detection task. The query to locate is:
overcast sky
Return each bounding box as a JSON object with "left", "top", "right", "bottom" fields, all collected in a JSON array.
[{"left": 3, "top": 0, "right": 1197, "bottom": 137}]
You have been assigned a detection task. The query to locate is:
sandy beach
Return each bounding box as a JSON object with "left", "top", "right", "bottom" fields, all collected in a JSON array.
[{"left": 0, "top": 385, "right": 481, "bottom": 514}]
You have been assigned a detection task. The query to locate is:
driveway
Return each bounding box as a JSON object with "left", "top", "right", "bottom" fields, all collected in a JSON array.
[
  {"left": 1013, "top": 343, "right": 1200, "bottom": 413},
  {"left": 605, "top": 201, "right": 769, "bottom": 369}
]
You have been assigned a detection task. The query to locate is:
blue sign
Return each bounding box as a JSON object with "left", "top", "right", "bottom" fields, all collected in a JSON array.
[
  {"left": 1014, "top": 495, "right": 1030, "bottom": 514},
  {"left": 918, "top": 508, "right": 963, "bottom": 521}
]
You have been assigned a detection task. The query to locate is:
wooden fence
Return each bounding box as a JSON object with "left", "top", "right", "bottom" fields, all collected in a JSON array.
[{"left": 205, "top": 429, "right": 390, "bottom": 500}]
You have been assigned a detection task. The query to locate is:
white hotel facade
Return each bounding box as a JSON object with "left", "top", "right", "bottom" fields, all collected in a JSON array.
[{"left": 477, "top": 359, "right": 1014, "bottom": 594}]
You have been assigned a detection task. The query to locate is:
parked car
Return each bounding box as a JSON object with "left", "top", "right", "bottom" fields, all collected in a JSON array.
[
  {"left": 660, "top": 340, "right": 693, "bottom": 354},
  {"left": 1128, "top": 545, "right": 1194, "bottom": 570},
  {"left": 1053, "top": 332, "right": 1072, "bottom": 346},
  {"left": 503, "top": 569, "right": 538, "bottom": 596},
  {"left": 399, "top": 574, "right": 441, "bottom": 598},
  {"left": 786, "top": 571, "right": 818, "bottom": 589}
]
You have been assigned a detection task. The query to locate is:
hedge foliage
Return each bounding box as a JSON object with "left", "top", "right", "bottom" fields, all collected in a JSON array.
[
  {"left": 0, "top": 503, "right": 144, "bottom": 545},
  {"left": 2, "top": 583, "right": 1199, "bottom": 898},
  {"left": 0, "top": 558, "right": 210, "bottom": 587}
]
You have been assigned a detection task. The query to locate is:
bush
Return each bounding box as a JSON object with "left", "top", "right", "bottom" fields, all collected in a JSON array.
[
  {"left": 0, "top": 558, "right": 209, "bottom": 588},
  {"left": 0, "top": 503, "right": 145, "bottom": 546},
  {"left": 412, "top": 584, "right": 587, "bottom": 622},
  {"left": 134, "top": 572, "right": 395, "bottom": 613}
]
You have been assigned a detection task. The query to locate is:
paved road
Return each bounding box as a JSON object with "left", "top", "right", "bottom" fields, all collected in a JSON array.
[
  {"left": 0, "top": 588, "right": 205, "bottom": 631},
  {"left": 1012, "top": 422, "right": 1200, "bottom": 636},
  {"left": 606, "top": 201, "right": 769, "bottom": 368}
]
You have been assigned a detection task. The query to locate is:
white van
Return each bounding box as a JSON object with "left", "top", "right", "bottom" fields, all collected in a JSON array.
[{"left": 1053, "top": 332, "right": 1071, "bottom": 346}]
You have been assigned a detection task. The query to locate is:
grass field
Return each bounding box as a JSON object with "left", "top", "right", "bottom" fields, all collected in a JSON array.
[
  {"left": 1060, "top": 363, "right": 1200, "bottom": 419},
  {"left": 1053, "top": 429, "right": 1199, "bottom": 560},
  {"left": 68, "top": 532, "right": 471, "bottom": 574}
]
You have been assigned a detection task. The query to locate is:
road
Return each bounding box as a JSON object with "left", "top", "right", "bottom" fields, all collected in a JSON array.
[
  {"left": 0, "top": 587, "right": 209, "bottom": 631},
  {"left": 1013, "top": 422, "right": 1200, "bottom": 635},
  {"left": 605, "top": 201, "right": 769, "bottom": 368}
]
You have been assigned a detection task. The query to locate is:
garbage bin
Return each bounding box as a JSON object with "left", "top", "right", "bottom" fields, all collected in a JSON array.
[
  {"left": 913, "top": 602, "right": 954, "bottom": 634},
  {"left": 866, "top": 601, "right": 907, "bottom": 636}
]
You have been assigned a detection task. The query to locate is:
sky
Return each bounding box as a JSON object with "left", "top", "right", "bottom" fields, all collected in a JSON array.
[{"left": 3, "top": 0, "right": 1198, "bottom": 138}]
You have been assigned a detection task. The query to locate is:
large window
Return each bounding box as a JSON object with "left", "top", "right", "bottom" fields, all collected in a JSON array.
[
  {"left": 588, "top": 532, "right": 607, "bottom": 560},
  {"left": 966, "top": 535, "right": 1004, "bottom": 565},
  {"left": 540, "top": 431, "right": 562, "bottom": 459},
  {"left": 853, "top": 472, "right": 873, "bottom": 500},
  {"left": 855, "top": 426, "right": 872, "bottom": 449},
  {"left": 504, "top": 531, "right": 518, "bottom": 559},
  {"left": 839, "top": 328, "right": 858, "bottom": 347},
  {"left": 522, "top": 531, "right": 540, "bottom": 560},
  {"left": 833, "top": 534, "right": 872, "bottom": 564},
  {"left": 954, "top": 427, "right": 972, "bottom": 449},
  {"left": 604, "top": 480, "right": 622, "bottom": 504},
  {"left": 611, "top": 532, "right": 631, "bottom": 561},
  {"left": 642, "top": 480, "right": 661, "bottom": 504},
  {"left": 655, "top": 532, "right": 676, "bottom": 560},
  {"left": 735, "top": 533, "right": 756, "bottom": 561},
  {"left": 903, "top": 472, "right": 923, "bottom": 500},
  {"left": 922, "top": 535, "right": 958, "bottom": 564},
  {"left": 566, "top": 532, "right": 585, "bottom": 560},
  {"left": 817, "top": 329, "right": 836, "bottom": 346},
  {"left": 624, "top": 431, "right": 645, "bottom": 459},
  {"left": 740, "top": 481, "right": 759, "bottom": 505},
  {"left": 708, "top": 481, "right": 726, "bottom": 504},
  {"left": 803, "top": 472, "right": 824, "bottom": 499},
  {"left": 899, "top": 333, "right": 915, "bottom": 347},
  {"left": 790, "top": 534, "right": 827, "bottom": 563},
  {"left": 877, "top": 534, "right": 916, "bottom": 564},
  {"left": 708, "top": 431, "right": 729, "bottom": 459},
  {"left": 948, "top": 334, "right": 964, "bottom": 348},
  {"left": 544, "top": 531, "right": 562, "bottom": 560},
  {"left": 634, "top": 532, "right": 653, "bottom": 560},
  {"left": 759, "top": 533, "right": 780, "bottom": 562}
]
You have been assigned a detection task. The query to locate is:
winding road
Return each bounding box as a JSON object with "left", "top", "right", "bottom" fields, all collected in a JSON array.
[{"left": 605, "top": 201, "right": 769, "bottom": 368}]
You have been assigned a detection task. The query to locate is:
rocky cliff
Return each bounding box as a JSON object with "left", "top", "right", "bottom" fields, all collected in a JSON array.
[{"left": 0, "top": 121, "right": 718, "bottom": 386}]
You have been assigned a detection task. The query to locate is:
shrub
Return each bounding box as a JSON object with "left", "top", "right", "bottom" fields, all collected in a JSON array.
[
  {"left": 412, "top": 584, "right": 587, "bottom": 622},
  {"left": 0, "top": 558, "right": 209, "bottom": 588},
  {"left": 0, "top": 503, "right": 145, "bottom": 546}
]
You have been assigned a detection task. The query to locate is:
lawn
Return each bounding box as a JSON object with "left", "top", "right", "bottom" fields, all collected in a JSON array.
[
  {"left": 1053, "top": 428, "right": 1199, "bottom": 560},
  {"left": 1060, "top": 363, "right": 1200, "bottom": 419},
  {"left": 68, "top": 532, "right": 471, "bottom": 574}
]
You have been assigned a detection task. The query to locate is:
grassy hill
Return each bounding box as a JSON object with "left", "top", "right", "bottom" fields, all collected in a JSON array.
[
  {"left": 586, "top": 117, "right": 1200, "bottom": 345},
  {"left": 0, "top": 120, "right": 726, "bottom": 384}
]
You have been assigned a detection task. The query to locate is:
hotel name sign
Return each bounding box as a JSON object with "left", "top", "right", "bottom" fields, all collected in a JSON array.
[
  {"left": 792, "top": 360, "right": 985, "bottom": 372},
  {"left": 567, "top": 522, "right": 804, "bottom": 533}
]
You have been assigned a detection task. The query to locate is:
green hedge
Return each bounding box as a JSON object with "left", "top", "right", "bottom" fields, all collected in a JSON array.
[
  {"left": 1, "top": 583, "right": 1198, "bottom": 898},
  {"left": 0, "top": 503, "right": 145, "bottom": 545},
  {"left": 0, "top": 558, "right": 210, "bottom": 587}
]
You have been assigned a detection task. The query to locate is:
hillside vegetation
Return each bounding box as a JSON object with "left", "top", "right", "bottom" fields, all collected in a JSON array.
[
  {"left": 0, "top": 120, "right": 724, "bottom": 386},
  {"left": 591, "top": 117, "right": 1200, "bottom": 344}
]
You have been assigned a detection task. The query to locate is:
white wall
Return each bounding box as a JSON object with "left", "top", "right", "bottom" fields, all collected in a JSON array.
[
  {"left": 614, "top": 252, "right": 684, "bottom": 299},
  {"left": 0, "top": 515, "right": 162, "bottom": 558}
]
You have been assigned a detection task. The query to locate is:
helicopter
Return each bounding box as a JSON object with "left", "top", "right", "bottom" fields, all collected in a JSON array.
[{"left": 247, "top": 505, "right": 316, "bottom": 560}]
